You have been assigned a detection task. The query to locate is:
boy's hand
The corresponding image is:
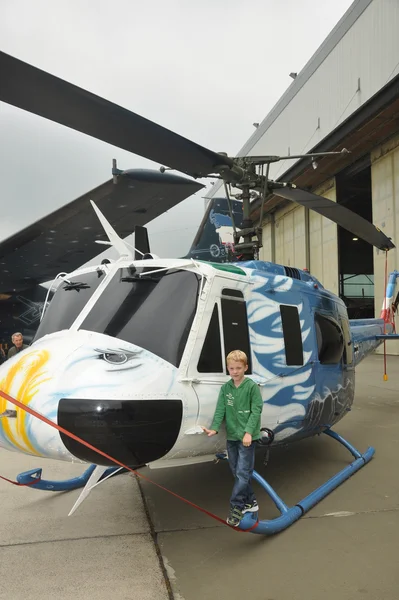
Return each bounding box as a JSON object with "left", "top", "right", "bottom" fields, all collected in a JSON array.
[
  {"left": 201, "top": 427, "right": 217, "bottom": 437},
  {"left": 243, "top": 432, "right": 252, "bottom": 447}
]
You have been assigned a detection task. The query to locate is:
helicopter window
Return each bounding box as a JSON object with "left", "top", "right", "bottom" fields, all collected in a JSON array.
[
  {"left": 221, "top": 289, "right": 244, "bottom": 298},
  {"left": 33, "top": 271, "right": 105, "bottom": 342},
  {"left": 280, "top": 305, "right": 304, "bottom": 366},
  {"left": 80, "top": 268, "right": 200, "bottom": 367},
  {"left": 315, "top": 313, "right": 344, "bottom": 365},
  {"left": 221, "top": 291, "right": 252, "bottom": 373},
  {"left": 197, "top": 304, "right": 223, "bottom": 373}
]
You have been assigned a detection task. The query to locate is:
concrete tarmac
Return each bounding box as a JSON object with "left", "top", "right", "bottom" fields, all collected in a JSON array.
[
  {"left": 0, "top": 457, "right": 170, "bottom": 599},
  {"left": 1, "top": 354, "right": 398, "bottom": 599}
]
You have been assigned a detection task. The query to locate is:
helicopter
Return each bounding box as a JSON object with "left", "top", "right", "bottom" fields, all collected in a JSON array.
[{"left": 1, "top": 50, "right": 399, "bottom": 535}]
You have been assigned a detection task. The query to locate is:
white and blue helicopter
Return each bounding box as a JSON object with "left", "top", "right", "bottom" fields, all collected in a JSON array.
[{"left": 1, "top": 51, "right": 398, "bottom": 535}]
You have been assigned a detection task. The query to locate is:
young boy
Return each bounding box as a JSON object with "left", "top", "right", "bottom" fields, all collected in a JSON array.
[{"left": 202, "top": 350, "right": 263, "bottom": 527}]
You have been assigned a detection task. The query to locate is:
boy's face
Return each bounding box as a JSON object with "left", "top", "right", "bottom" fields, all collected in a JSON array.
[{"left": 227, "top": 359, "right": 247, "bottom": 384}]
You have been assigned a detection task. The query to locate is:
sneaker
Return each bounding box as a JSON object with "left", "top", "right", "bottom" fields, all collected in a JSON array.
[
  {"left": 226, "top": 506, "right": 243, "bottom": 527},
  {"left": 243, "top": 500, "right": 259, "bottom": 514}
]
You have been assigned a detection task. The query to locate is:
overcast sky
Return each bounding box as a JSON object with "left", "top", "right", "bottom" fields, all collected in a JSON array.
[{"left": 0, "top": 0, "right": 354, "bottom": 258}]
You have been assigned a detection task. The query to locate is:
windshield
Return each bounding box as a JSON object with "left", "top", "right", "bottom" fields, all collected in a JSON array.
[
  {"left": 34, "top": 270, "right": 105, "bottom": 342},
  {"left": 80, "top": 268, "right": 200, "bottom": 366}
]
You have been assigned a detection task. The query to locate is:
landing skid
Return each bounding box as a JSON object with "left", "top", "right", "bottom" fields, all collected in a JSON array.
[
  {"left": 221, "top": 429, "right": 375, "bottom": 535},
  {"left": 16, "top": 464, "right": 121, "bottom": 492}
]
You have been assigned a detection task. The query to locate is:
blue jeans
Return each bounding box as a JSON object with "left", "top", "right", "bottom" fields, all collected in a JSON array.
[{"left": 226, "top": 440, "right": 256, "bottom": 510}]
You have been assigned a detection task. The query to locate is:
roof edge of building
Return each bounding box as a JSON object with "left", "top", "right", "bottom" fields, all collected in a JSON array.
[{"left": 238, "top": 0, "right": 373, "bottom": 158}]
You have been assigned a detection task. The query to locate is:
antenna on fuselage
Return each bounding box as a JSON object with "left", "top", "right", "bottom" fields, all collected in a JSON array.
[{"left": 90, "top": 200, "right": 133, "bottom": 259}]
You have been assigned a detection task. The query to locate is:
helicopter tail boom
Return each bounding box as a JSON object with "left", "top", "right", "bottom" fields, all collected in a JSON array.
[{"left": 349, "top": 318, "right": 394, "bottom": 367}]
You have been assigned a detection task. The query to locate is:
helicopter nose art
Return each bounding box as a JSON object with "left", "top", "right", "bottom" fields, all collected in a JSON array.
[
  {"left": 0, "top": 331, "right": 182, "bottom": 464},
  {"left": 0, "top": 335, "right": 84, "bottom": 460}
]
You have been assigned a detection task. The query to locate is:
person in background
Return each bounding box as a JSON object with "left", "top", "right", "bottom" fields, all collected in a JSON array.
[{"left": 7, "top": 332, "right": 29, "bottom": 359}]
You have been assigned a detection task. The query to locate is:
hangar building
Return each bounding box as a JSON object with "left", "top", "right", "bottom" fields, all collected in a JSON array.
[{"left": 207, "top": 0, "right": 399, "bottom": 353}]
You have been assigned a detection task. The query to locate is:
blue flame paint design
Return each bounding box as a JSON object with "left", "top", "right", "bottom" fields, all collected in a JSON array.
[{"left": 237, "top": 263, "right": 356, "bottom": 442}]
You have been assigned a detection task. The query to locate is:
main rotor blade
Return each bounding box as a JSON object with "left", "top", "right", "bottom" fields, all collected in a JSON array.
[
  {"left": 274, "top": 186, "right": 395, "bottom": 251},
  {"left": 0, "top": 51, "right": 233, "bottom": 178}
]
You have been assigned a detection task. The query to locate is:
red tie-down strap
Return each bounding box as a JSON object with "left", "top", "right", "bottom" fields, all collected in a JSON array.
[
  {"left": 0, "top": 389, "right": 258, "bottom": 533},
  {"left": 0, "top": 474, "right": 40, "bottom": 486}
]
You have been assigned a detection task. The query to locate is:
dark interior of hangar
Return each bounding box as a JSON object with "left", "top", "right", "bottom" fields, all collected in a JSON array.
[
  {"left": 0, "top": 288, "right": 46, "bottom": 352},
  {"left": 336, "top": 159, "right": 374, "bottom": 318}
]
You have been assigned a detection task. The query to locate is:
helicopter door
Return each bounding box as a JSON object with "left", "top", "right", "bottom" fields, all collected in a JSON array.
[{"left": 186, "top": 280, "right": 253, "bottom": 452}]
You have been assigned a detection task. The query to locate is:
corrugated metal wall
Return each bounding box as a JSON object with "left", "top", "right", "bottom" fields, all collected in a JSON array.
[
  {"left": 260, "top": 219, "right": 273, "bottom": 262},
  {"left": 309, "top": 181, "right": 339, "bottom": 296},
  {"left": 275, "top": 205, "right": 306, "bottom": 269}
]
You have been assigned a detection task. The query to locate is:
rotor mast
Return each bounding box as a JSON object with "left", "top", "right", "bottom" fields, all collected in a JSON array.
[{"left": 217, "top": 149, "right": 351, "bottom": 261}]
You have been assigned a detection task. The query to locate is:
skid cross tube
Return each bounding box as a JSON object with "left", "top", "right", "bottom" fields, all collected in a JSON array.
[{"left": 238, "top": 429, "right": 375, "bottom": 535}]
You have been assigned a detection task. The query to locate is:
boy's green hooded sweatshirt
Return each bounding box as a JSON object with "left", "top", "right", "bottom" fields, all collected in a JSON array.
[{"left": 211, "top": 377, "right": 263, "bottom": 441}]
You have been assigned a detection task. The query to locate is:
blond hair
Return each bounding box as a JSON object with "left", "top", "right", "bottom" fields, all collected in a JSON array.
[{"left": 226, "top": 350, "right": 248, "bottom": 366}]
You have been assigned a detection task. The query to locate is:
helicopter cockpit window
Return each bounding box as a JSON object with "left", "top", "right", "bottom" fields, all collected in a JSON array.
[
  {"left": 280, "top": 305, "right": 304, "bottom": 366},
  {"left": 80, "top": 268, "right": 200, "bottom": 367},
  {"left": 198, "top": 304, "right": 223, "bottom": 373},
  {"left": 315, "top": 313, "right": 344, "bottom": 365},
  {"left": 221, "top": 289, "right": 252, "bottom": 373},
  {"left": 34, "top": 271, "right": 105, "bottom": 342}
]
